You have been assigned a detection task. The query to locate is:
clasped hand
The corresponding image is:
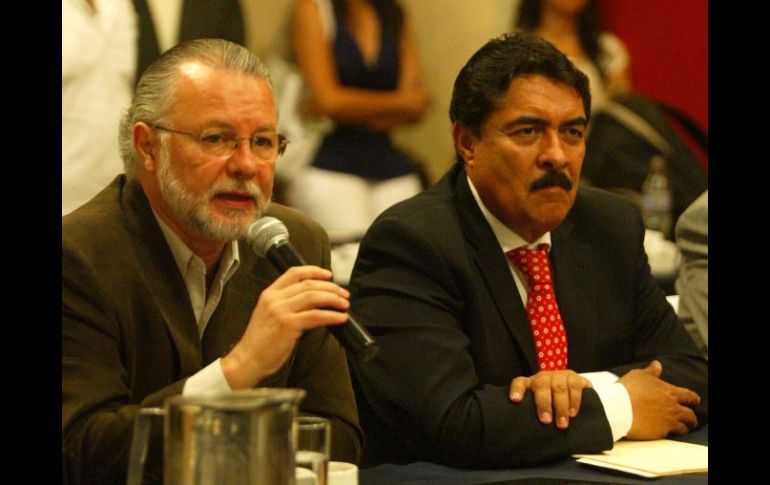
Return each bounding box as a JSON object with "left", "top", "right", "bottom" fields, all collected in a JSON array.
[
  {"left": 509, "top": 361, "right": 701, "bottom": 438},
  {"left": 619, "top": 360, "right": 701, "bottom": 439},
  {"left": 509, "top": 370, "right": 593, "bottom": 430}
]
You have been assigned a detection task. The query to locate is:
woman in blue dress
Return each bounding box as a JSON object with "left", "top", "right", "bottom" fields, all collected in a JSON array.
[{"left": 288, "top": 0, "right": 429, "bottom": 242}]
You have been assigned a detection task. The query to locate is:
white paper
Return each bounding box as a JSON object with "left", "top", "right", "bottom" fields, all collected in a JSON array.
[{"left": 573, "top": 439, "right": 707, "bottom": 477}]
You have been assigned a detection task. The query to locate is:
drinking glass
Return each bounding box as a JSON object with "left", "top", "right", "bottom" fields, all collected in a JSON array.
[{"left": 293, "top": 416, "right": 331, "bottom": 485}]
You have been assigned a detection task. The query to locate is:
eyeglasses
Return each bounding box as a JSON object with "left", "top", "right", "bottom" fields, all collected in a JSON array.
[{"left": 151, "top": 125, "right": 289, "bottom": 160}]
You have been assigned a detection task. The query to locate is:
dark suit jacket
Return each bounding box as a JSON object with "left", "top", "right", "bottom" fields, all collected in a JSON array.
[
  {"left": 349, "top": 163, "right": 708, "bottom": 468},
  {"left": 132, "top": 0, "right": 245, "bottom": 80},
  {"left": 62, "top": 175, "right": 362, "bottom": 484}
]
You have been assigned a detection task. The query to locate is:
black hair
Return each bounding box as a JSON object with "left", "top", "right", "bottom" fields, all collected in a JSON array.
[{"left": 449, "top": 32, "right": 591, "bottom": 137}]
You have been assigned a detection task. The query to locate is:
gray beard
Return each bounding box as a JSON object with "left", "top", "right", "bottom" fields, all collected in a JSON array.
[{"left": 156, "top": 142, "right": 270, "bottom": 242}]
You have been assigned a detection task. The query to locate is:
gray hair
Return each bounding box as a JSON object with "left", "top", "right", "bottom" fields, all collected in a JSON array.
[{"left": 118, "top": 38, "right": 274, "bottom": 175}]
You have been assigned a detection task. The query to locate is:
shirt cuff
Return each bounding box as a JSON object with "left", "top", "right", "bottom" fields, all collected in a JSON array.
[
  {"left": 183, "top": 358, "right": 233, "bottom": 395},
  {"left": 580, "top": 371, "right": 633, "bottom": 442}
]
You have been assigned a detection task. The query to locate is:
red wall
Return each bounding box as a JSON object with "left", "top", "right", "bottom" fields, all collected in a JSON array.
[{"left": 596, "top": 0, "right": 708, "bottom": 132}]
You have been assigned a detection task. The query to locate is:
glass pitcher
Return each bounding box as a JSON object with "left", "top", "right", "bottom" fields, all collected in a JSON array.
[{"left": 127, "top": 388, "right": 306, "bottom": 485}]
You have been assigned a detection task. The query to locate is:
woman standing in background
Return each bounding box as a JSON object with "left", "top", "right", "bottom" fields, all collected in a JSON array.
[
  {"left": 515, "top": 0, "right": 631, "bottom": 111},
  {"left": 288, "top": 0, "right": 429, "bottom": 242}
]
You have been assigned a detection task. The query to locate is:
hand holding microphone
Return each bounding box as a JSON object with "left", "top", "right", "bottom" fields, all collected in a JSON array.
[
  {"left": 220, "top": 263, "right": 351, "bottom": 388},
  {"left": 246, "top": 217, "right": 378, "bottom": 362}
]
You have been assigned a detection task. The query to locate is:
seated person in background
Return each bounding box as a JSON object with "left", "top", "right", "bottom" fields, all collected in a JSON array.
[
  {"left": 348, "top": 32, "right": 707, "bottom": 468},
  {"left": 286, "top": 0, "right": 430, "bottom": 240},
  {"left": 514, "top": 0, "right": 631, "bottom": 112},
  {"left": 674, "top": 190, "right": 708, "bottom": 357},
  {"left": 62, "top": 39, "right": 362, "bottom": 484}
]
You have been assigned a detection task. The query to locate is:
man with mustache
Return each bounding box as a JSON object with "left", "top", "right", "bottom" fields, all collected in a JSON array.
[
  {"left": 62, "top": 39, "right": 362, "bottom": 484},
  {"left": 348, "top": 32, "right": 707, "bottom": 468}
]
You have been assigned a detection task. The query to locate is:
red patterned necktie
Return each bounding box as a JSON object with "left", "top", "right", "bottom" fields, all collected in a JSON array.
[{"left": 506, "top": 244, "right": 568, "bottom": 371}]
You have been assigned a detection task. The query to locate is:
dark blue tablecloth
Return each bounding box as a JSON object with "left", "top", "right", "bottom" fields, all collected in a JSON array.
[{"left": 359, "top": 425, "right": 707, "bottom": 484}]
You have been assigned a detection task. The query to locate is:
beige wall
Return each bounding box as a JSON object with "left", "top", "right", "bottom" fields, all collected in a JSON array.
[{"left": 241, "top": 0, "right": 517, "bottom": 183}]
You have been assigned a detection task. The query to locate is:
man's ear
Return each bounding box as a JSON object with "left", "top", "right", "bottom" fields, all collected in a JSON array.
[
  {"left": 134, "top": 122, "right": 160, "bottom": 173},
  {"left": 453, "top": 123, "right": 477, "bottom": 168}
]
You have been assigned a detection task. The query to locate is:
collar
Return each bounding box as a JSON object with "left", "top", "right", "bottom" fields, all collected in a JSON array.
[{"left": 151, "top": 209, "right": 241, "bottom": 280}]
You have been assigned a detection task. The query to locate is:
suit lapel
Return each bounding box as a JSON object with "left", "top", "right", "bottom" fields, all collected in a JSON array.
[
  {"left": 203, "top": 253, "right": 295, "bottom": 387},
  {"left": 201, "top": 249, "right": 275, "bottom": 363},
  {"left": 549, "top": 213, "right": 599, "bottom": 371},
  {"left": 121, "top": 178, "right": 203, "bottom": 376},
  {"left": 201, "top": 208, "right": 309, "bottom": 385},
  {"left": 453, "top": 170, "right": 539, "bottom": 372}
]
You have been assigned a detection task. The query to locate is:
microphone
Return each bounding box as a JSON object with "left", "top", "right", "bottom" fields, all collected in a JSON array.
[{"left": 247, "top": 216, "right": 378, "bottom": 362}]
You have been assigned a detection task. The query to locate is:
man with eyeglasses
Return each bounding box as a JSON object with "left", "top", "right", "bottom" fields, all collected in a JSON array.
[{"left": 62, "top": 39, "right": 362, "bottom": 484}]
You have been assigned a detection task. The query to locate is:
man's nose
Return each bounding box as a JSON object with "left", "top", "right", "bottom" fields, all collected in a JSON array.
[
  {"left": 226, "top": 140, "right": 271, "bottom": 178},
  {"left": 537, "top": 130, "right": 568, "bottom": 170}
]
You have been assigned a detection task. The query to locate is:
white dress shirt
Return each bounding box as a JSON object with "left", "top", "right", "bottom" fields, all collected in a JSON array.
[{"left": 467, "top": 177, "right": 632, "bottom": 441}]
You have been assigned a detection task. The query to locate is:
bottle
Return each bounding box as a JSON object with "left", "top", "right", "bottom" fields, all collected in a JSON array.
[{"left": 641, "top": 155, "right": 673, "bottom": 238}]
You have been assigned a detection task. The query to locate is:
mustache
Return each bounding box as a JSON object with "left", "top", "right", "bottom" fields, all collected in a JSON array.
[
  {"left": 530, "top": 170, "right": 573, "bottom": 192},
  {"left": 208, "top": 180, "right": 263, "bottom": 202}
]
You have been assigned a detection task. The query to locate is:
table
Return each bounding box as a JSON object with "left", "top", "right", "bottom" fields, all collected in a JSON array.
[{"left": 359, "top": 425, "right": 707, "bottom": 484}]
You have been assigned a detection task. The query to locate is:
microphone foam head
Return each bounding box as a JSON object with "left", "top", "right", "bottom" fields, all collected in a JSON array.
[{"left": 247, "top": 217, "right": 290, "bottom": 257}]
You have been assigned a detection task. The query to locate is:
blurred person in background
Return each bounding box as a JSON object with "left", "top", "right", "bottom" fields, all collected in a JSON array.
[
  {"left": 674, "top": 190, "right": 708, "bottom": 357},
  {"left": 62, "top": 0, "right": 137, "bottom": 215},
  {"left": 287, "top": 0, "right": 430, "bottom": 246},
  {"left": 515, "top": 0, "right": 631, "bottom": 112}
]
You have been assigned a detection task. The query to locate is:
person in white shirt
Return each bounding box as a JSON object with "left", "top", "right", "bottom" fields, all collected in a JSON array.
[{"left": 62, "top": 0, "right": 137, "bottom": 215}]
